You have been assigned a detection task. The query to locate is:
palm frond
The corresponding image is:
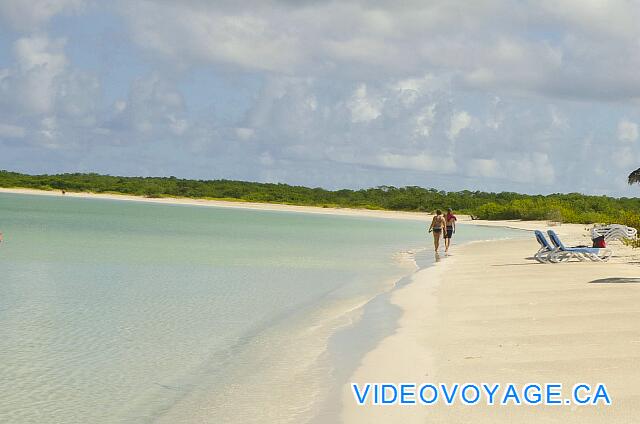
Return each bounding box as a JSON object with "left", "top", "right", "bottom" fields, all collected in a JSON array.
[{"left": 629, "top": 168, "right": 640, "bottom": 185}]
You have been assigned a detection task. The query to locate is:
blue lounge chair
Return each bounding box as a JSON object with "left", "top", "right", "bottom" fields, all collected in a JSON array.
[
  {"left": 547, "top": 230, "right": 612, "bottom": 263},
  {"left": 533, "top": 230, "right": 555, "bottom": 263}
]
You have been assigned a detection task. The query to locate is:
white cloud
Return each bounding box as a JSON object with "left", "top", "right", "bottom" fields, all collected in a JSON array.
[
  {"left": 393, "top": 74, "right": 440, "bottom": 107},
  {"left": 468, "top": 158, "right": 498, "bottom": 178},
  {"left": 539, "top": 0, "right": 637, "bottom": 39},
  {"left": 4, "top": 1, "right": 640, "bottom": 196},
  {"left": 243, "top": 76, "right": 320, "bottom": 140},
  {"left": 0, "top": 34, "right": 101, "bottom": 138},
  {"left": 447, "top": 111, "right": 471, "bottom": 140},
  {"left": 110, "top": 1, "right": 640, "bottom": 104},
  {"left": 507, "top": 153, "right": 555, "bottom": 184},
  {"left": 118, "top": 1, "right": 303, "bottom": 73},
  {"left": 468, "top": 154, "right": 554, "bottom": 184},
  {"left": 485, "top": 96, "right": 503, "bottom": 130},
  {"left": 617, "top": 119, "right": 638, "bottom": 142},
  {"left": 376, "top": 152, "right": 456, "bottom": 173},
  {"left": 413, "top": 104, "right": 436, "bottom": 138},
  {"left": 8, "top": 35, "right": 68, "bottom": 114},
  {"left": 108, "top": 74, "right": 187, "bottom": 136},
  {"left": 347, "top": 84, "right": 382, "bottom": 123},
  {"left": 221, "top": 74, "right": 585, "bottom": 191},
  {"left": 14, "top": 35, "right": 68, "bottom": 71}
]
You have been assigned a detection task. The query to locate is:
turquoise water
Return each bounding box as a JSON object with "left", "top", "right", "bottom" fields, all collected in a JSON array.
[{"left": 0, "top": 193, "right": 524, "bottom": 423}]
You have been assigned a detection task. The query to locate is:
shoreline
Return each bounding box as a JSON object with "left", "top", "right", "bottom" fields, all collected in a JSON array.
[
  {"left": 341, "top": 223, "right": 640, "bottom": 423},
  {"left": 314, "top": 227, "right": 530, "bottom": 423},
  {"left": 0, "top": 187, "right": 562, "bottom": 235},
  {"left": 0, "top": 187, "right": 569, "bottom": 235},
  {"left": 0, "top": 187, "right": 432, "bottom": 222}
]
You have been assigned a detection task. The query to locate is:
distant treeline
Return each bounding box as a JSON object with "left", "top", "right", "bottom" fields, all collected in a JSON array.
[{"left": 2, "top": 170, "right": 640, "bottom": 230}]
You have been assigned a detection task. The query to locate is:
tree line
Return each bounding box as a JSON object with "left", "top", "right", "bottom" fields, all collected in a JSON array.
[{"left": 2, "top": 170, "right": 640, "bottom": 230}]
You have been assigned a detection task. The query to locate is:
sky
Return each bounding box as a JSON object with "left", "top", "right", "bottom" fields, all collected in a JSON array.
[{"left": 2, "top": 0, "right": 640, "bottom": 196}]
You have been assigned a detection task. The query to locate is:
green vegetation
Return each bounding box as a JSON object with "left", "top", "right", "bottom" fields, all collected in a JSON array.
[{"left": 2, "top": 170, "right": 640, "bottom": 231}]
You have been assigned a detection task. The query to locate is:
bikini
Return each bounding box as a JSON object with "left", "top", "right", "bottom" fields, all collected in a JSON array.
[{"left": 433, "top": 217, "right": 444, "bottom": 234}]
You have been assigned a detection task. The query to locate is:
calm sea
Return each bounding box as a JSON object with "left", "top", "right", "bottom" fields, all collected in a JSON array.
[{"left": 0, "top": 193, "right": 523, "bottom": 423}]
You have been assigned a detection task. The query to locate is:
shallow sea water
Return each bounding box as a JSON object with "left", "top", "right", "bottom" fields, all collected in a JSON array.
[{"left": 0, "top": 193, "right": 524, "bottom": 423}]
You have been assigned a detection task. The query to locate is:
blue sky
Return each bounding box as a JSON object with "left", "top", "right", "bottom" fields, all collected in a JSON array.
[{"left": 2, "top": 0, "right": 640, "bottom": 196}]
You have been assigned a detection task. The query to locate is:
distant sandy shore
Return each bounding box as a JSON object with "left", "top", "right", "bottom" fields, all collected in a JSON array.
[
  {"left": 0, "top": 187, "right": 436, "bottom": 221},
  {"left": 342, "top": 222, "right": 640, "bottom": 423}
]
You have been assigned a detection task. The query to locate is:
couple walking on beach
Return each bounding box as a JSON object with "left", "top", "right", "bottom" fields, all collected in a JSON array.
[{"left": 428, "top": 208, "right": 457, "bottom": 253}]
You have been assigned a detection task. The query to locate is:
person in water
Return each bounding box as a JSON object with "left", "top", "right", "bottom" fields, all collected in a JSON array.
[
  {"left": 428, "top": 210, "right": 447, "bottom": 252},
  {"left": 444, "top": 208, "right": 457, "bottom": 253}
]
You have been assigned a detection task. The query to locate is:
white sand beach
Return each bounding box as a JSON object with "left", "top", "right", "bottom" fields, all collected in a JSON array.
[
  {"left": 0, "top": 187, "right": 432, "bottom": 221},
  {"left": 342, "top": 222, "right": 640, "bottom": 423}
]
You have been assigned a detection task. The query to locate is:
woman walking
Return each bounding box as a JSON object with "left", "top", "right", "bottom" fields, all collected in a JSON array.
[
  {"left": 428, "top": 210, "right": 447, "bottom": 252},
  {"left": 444, "top": 208, "right": 457, "bottom": 253}
]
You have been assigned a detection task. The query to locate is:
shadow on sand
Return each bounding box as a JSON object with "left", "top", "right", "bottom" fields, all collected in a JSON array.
[
  {"left": 491, "top": 258, "right": 542, "bottom": 266},
  {"left": 589, "top": 277, "right": 640, "bottom": 284}
]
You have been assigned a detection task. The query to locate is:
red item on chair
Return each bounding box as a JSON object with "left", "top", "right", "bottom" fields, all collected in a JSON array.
[{"left": 592, "top": 236, "right": 606, "bottom": 248}]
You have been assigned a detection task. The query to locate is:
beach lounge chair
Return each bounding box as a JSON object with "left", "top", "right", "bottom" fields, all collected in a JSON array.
[
  {"left": 533, "top": 230, "right": 556, "bottom": 263},
  {"left": 591, "top": 224, "right": 637, "bottom": 242},
  {"left": 547, "top": 230, "right": 612, "bottom": 263}
]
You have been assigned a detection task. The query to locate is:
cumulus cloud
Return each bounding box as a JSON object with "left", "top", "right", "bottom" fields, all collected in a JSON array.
[
  {"left": 7, "top": 35, "right": 68, "bottom": 114},
  {"left": 111, "top": 0, "right": 640, "bottom": 102},
  {"left": 117, "top": 0, "right": 303, "bottom": 72},
  {"left": 393, "top": 75, "right": 439, "bottom": 107},
  {"left": 505, "top": 153, "right": 555, "bottom": 185},
  {"left": 413, "top": 104, "right": 436, "bottom": 138},
  {"left": 468, "top": 158, "right": 498, "bottom": 178},
  {"left": 5, "top": 1, "right": 640, "bottom": 195},
  {"left": 0, "top": 34, "right": 101, "bottom": 124},
  {"left": 376, "top": 152, "right": 456, "bottom": 173},
  {"left": 447, "top": 111, "right": 472, "bottom": 141},
  {"left": 467, "top": 152, "right": 555, "bottom": 185},
  {"left": 0, "top": 33, "right": 102, "bottom": 151},
  {"left": 347, "top": 84, "right": 382, "bottom": 123},
  {"left": 103, "top": 74, "right": 187, "bottom": 138}
]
